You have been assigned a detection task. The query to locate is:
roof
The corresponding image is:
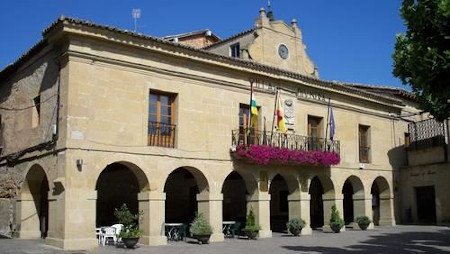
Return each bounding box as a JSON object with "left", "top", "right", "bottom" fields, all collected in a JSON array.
[
  {"left": 1, "top": 17, "right": 404, "bottom": 106},
  {"left": 348, "top": 83, "right": 416, "bottom": 102},
  {"left": 203, "top": 28, "right": 255, "bottom": 49},
  {"left": 162, "top": 29, "right": 220, "bottom": 41}
]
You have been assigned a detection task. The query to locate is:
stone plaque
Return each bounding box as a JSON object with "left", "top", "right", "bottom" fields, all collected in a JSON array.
[{"left": 284, "top": 99, "right": 295, "bottom": 128}]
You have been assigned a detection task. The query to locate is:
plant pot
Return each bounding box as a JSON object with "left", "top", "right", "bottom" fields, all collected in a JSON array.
[
  {"left": 244, "top": 230, "right": 258, "bottom": 240},
  {"left": 122, "top": 237, "right": 139, "bottom": 248},
  {"left": 330, "top": 224, "right": 341, "bottom": 233},
  {"left": 194, "top": 234, "right": 211, "bottom": 244},
  {"left": 289, "top": 228, "right": 302, "bottom": 236},
  {"left": 358, "top": 223, "right": 369, "bottom": 230}
]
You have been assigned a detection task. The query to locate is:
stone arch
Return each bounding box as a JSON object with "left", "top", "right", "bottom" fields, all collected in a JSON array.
[
  {"left": 308, "top": 175, "right": 335, "bottom": 229},
  {"left": 268, "top": 173, "right": 299, "bottom": 194},
  {"left": 220, "top": 169, "right": 258, "bottom": 196},
  {"left": 18, "top": 164, "right": 49, "bottom": 239},
  {"left": 221, "top": 171, "right": 249, "bottom": 223},
  {"left": 268, "top": 174, "right": 292, "bottom": 232},
  {"left": 163, "top": 167, "right": 210, "bottom": 223},
  {"left": 342, "top": 175, "right": 365, "bottom": 225},
  {"left": 371, "top": 176, "right": 394, "bottom": 226},
  {"left": 95, "top": 161, "right": 149, "bottom": 226}
]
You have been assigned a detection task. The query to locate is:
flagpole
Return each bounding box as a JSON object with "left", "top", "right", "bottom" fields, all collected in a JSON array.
[
  {"left": 271, "top": 88, "right": 278, "bottom": 133},
  {"left": 325, "top": 98, "right": 331, "bottom": 147},
  {"left": 249, "top": 80, "right": 254, "bottom": 130}
]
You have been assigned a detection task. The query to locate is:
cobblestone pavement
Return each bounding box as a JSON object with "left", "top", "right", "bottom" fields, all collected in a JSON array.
[{"left": 1, "top": 226, "right": 449, "bottom": 254}]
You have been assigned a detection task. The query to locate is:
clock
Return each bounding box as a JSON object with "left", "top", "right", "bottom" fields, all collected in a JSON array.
[{"left": 278, "top": 44, "right": 289, "bottom": 59}]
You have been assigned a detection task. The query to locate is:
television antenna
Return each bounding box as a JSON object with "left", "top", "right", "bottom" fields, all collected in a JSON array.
[{"left": 132, "top": 8, "right": 141, "bottom": 32}]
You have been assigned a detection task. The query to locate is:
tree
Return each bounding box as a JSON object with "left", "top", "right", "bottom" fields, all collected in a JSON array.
[{"left": 393, "top": 0, "right": 450, "bottom": 121}]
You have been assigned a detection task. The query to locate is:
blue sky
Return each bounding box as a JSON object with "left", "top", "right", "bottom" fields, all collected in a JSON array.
[{"left": 0, "top": 0, "right": 406, "bottom": 88}]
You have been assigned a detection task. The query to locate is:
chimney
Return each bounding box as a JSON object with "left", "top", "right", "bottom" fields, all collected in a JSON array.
[{"left": 255, "top": 8, "right": 270, "bottom": 28}]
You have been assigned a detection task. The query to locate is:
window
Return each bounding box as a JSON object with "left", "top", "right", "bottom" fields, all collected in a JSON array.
[
  {"left": 230, "top": 43, "right": 240, "bottom": 58},
  {"left": 148, "top": 91, "right": 176, "bottom": 147},
  {"left": 238, "top": 104, "right": 259, "bottom": 145},
  {"left": 32, "top": 96, "right": 41, "bottom": 128},
  {"left": 308, "top": 115, "right": 323, "bottom": 150},
  {"left": 359, "top": 125, "right": 371, "bottom": 163}
]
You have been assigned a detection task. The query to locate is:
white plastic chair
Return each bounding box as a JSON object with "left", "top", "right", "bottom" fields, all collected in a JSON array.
[
  {"left": 111, "top": 224, "right": 124, "bottom": 245},
  {"left": 101, "top": 227, "right": 117, "bottom": 246}
]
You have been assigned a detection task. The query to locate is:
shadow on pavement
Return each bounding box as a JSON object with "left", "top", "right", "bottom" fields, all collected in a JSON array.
[{"left": 282, "top": 229, "right": 450, "bottom": 254}]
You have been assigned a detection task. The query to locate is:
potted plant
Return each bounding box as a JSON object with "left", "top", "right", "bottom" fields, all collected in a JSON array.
[
  {"left": 190, "top": 213, "right": 212, "bottom": 244},
  {"left": 355, "top": 216, "right": 371, "bottom": 230},
  {"left": 243, "top": 207, "right": 261, "bottom": 240},
  {"left": 329, "top": 204, "right": 344, "bottom": 233},
  {"left": 286, "top": 218, "right": 305, "bottom": 236},
  {"left": 114, "top": 204, "right": 142, "bottom": 249}
]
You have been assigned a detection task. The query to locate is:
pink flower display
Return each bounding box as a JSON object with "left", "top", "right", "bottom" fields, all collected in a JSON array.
[{"left": 234, "top": 144, "right": 340, "bottom": 166}]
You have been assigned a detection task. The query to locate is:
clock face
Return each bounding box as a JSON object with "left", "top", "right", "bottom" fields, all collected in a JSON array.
[{"left": 278, "top": 44, "right": 289, "bottom": 59}]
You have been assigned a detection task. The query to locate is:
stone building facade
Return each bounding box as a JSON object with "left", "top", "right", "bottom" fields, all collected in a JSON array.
[{"left": 0, "top": 8, "right": 445, "bottom": 251}]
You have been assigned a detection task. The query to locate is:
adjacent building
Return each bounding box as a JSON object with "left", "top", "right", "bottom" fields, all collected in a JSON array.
[{"left": 0, "top": 8, "right": 448, "bottom": 251}]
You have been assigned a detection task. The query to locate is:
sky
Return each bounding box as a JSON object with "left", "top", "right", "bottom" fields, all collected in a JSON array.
[{"left": 0, "top": 0, "right": 407, "bottom": 88}]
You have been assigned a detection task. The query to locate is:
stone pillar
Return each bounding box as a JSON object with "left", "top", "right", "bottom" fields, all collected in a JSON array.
[
  {"left": 16, "top": 192, "right": 41, "bottom": 239},
  {"left": 197, "top": 192, "right": 224, "bottom": 242},
  {"left": 288, "top": 191, "right": 312, "bottom": 235},
  {"left": 322, "top": 193, "right": 345, "bottom": 232},
  {"left": 45, "top": 181, "right": 66, "bottom": 248},
  {"left": 350, "top": 193, "right": 374, "bottom": 230},
  {"left": 138, "top": 191, "right": 167, "bottom": 245},
  {"left": 247, "top": 192, "right": 272, "bottom": 238},
  {"left": 45, "top": 188, "right": 98, "bottom": 250},
  {"left": 379, "top": 195, "right": 396, "bottom": 226}
]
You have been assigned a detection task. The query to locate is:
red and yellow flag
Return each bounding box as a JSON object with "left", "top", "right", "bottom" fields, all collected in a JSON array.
[{"left": 276, "top": 93, "right": 287, "bottom": 133}]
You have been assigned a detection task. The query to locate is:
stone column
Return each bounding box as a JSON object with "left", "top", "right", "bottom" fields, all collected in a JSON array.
[
  {"left": 288, "top": 191, "right": 312, "bottom": 235},
  {"left": 46, "top": 188, "right": 98, "bottom": 250},
  {"left": 16, "top": 192, "right": 41, "bottom": 239},
  {"left": 350, "top": 193, "right": 374, "bottom": 230},
  {"left": 247, "top": 192, "right": 272, "bottom": 238},
  {"left": 379, "top": 194, "right": 396, "bottom": 226},
  {"left": 197, "top": 192, "right": 224, "bottom": 242},
  {"left": 45, "top": 181, "right": 67, "bottom": 248},
  {"left": 138, "top": 191, "right": 167, "bottom": 245},
  {"left": 322, "top": 193, "right": 345, "bottom": 232}
]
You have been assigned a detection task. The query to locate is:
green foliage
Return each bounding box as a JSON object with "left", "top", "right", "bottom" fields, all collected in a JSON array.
[
  {"left": 286, "top": 218, "right": 305, "bottom": 235},
  {"left": 393, "top": 0, "right": 450, "bottom": 121},
  {"left": 355, "top": 216, "right": 371, "bottom": 225},
  {"left": 190, "top": 213, "right": 212, "bottom": 235},
  {"left": 119, "top": 227, "right": 142, "bottom": 238},
  {"left": 244, "top": 207, "right": 261, "bottom": 232},
  {"left": 114, "top": 204, "right": 143, "bottom": 238},
  {"left": 356, "top": 216, "right": 371, "bottom": 230},
  {"left": 329, "top": 205, "right": 344, "bottom": 231}
]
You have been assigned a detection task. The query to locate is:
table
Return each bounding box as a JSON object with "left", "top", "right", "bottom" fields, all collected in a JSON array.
[
  {"left": 164, "top": 223, "right": 184, "bottom": 241},
  {"left": 222, "top": 221, "right": 236, "bottom": 236}
]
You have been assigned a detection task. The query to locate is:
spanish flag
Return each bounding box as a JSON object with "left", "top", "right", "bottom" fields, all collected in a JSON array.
[{"left": 276, "top": 93, "right": 287, "bottom": 133}]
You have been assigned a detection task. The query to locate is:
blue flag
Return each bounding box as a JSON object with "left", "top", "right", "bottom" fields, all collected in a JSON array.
[{"left": 329, "top": 106, "right": 335, "bottom": 141}]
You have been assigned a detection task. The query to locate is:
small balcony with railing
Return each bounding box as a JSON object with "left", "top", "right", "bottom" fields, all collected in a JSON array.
[
  {"left": 148, "top": 121, "right": 176, "bottom": 148},
  {"left": 406, "top": 118, "right": 449, "bottom": 166},
  {"left": 231, "top": 128, "right": 340, "bottom": 166}
]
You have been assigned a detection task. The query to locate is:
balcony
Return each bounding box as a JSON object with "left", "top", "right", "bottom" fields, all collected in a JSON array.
[
  {"left": 231, "top": 129, "right": 340, "bottom": 166},
  {"left": 406, "top": 119, "right": 449, "bottom": 166},
  {"left": 407, "top": 119, "right": 447, "bottom": 151},
  {"left": 148, "top": 121, "right": 176, "bottom": 148}
]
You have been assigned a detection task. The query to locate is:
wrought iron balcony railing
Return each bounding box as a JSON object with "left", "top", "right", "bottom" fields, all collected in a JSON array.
[
  {"left": 231, "top": 128, "right": 340, "bottom": 154},
  {"left": 148, "top": 121, "right": 176, "bottom": 148},
  {"left": 407, "top": 118, "right": 448, "bottom": 151}
]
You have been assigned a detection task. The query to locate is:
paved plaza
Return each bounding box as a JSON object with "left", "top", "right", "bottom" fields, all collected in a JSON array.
[{"left": 1, "top": 226, "right": 449, "bottom": 254}]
